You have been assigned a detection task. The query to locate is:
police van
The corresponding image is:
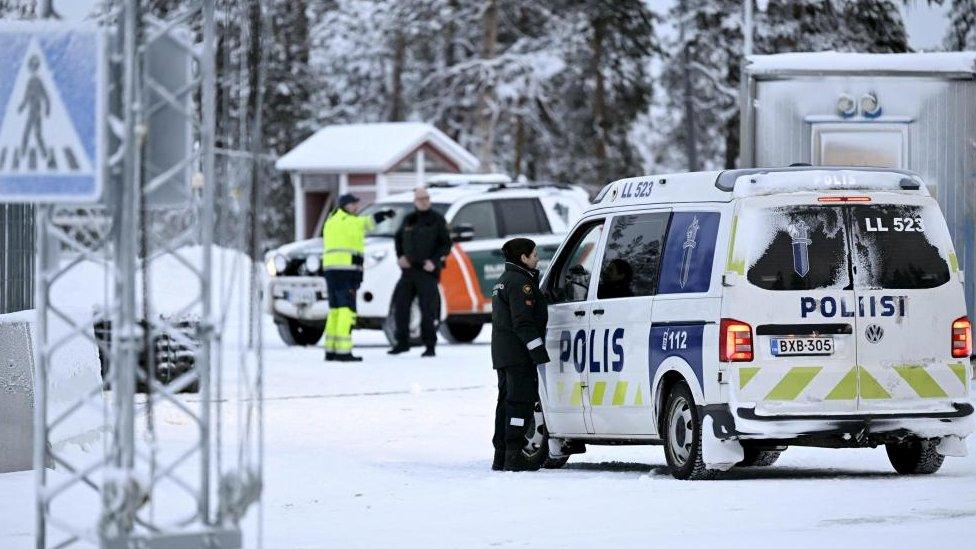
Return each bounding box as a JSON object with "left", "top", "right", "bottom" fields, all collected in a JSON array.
[
  {"left": 533, "top": 166, "right": 974, "bottom": 479},
  {"left": 265, "top": 175, "right": 590, "bottom": 346}
]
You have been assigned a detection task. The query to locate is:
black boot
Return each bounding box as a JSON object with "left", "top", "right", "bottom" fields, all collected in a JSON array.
[
  {"left": 333, "top": 353, "right": 363, "bottom": 362},
  {"left": 421, "top": 347, "right": 436, "bottom": 357},
  {"left": 492, "top": 449, "right": 505, "bottom": 471},
  {"left": 387, "top": 343, "right": 410, "bottom": 355},
  {"left": 324, "top": 351, "right": 336, "bottom": 361},
  {"left": 503, "top": 448, "right": 531, "bottom": 472}
]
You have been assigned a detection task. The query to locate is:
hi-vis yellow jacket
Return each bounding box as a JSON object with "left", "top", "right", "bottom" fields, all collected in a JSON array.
[{"left": 322, "top": 208, "right": 375, "bottom": 270}]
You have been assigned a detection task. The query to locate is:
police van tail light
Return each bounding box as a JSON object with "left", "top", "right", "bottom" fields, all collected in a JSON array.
[
  {"left": 720, "top": 319, "right": 753, "bottom": 362},
  {"left": 951, "top": 316, "right": 971, "bottom": 358}
]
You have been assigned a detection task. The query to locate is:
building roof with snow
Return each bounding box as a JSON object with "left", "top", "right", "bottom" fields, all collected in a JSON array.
[
  {"left": 746, "top": 52, "right": 976, "bottom": 77},
  {"left": 275, "top": 122, "right": 480, "bottom": 173}
]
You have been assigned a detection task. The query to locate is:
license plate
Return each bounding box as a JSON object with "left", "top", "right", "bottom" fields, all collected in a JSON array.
[
  {"left": 290, "top": 288, "right": 316, "bottom": 305},
  {"left": 770, "top": 337, "right": 833, "bottom": 356}
]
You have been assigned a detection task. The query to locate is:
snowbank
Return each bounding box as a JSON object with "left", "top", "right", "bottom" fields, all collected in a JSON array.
[{"left": 0, "top": 308, "right": 104, "bottom": 452}]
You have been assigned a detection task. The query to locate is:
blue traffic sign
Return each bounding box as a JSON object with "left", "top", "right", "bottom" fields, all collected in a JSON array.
[{"left": 0, "top": 22, "right": 105, "bottom": 203}]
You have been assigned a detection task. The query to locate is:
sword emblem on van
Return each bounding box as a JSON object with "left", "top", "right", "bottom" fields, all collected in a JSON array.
[
  {"left": 679, "top": 216, "right": 700, "bottom": 289},
  {"left": 788, "top": 221, "right": 812, "bottom": 277}
]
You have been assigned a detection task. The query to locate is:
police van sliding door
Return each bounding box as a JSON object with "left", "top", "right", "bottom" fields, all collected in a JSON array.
[
  {"left": 542, "top": 219, "right": 607, "bottom": 436},
  {"left": 586, "top": 210, "right": 671, "bottom": 435},
  {"left": 732, "top": 197, "right": 859, "bottom": 416},
  {"left": 847, "top": 199, "right": 969, "bottom": 413}
]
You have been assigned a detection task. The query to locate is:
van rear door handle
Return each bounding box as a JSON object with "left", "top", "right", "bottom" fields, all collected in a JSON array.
[
  {"left": 593, "top": 309, "right": 605, "bottom": 315},
  {"left": 574, "top": 310, "right": 586, "bottom": 317}
]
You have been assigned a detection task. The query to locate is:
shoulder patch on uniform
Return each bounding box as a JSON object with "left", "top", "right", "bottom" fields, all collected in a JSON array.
[
  {"left": 492, "top": 283, "right": 505, "bottom": 296},
  {"left": 522, "top": 284, "right": 532, "bottom": 295}
]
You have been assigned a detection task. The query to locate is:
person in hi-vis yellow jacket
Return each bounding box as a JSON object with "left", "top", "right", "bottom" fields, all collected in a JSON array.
[{"left": 322, "top": 194, "right": 394, "bottom": 362}]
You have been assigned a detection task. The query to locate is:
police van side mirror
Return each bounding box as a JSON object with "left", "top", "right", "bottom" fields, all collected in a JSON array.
[
  {"left": 451, "top": 223, "right": 475, "bottom": 243},
  {"left": 722, "top": 271, "right": 737, "bottom": 287}
]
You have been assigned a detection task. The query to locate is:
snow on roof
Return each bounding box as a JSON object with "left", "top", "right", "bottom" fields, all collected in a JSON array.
[
  {"left": 746, "top": 52, "right": 976, "bottom": 76},
  {"left": 275, "top": 122, "right": 480, "bottom": 173}
]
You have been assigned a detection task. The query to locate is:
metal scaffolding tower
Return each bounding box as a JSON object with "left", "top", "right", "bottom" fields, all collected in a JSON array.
[{"left": 32, "top": 1, "right": 263, "bottom": 547}]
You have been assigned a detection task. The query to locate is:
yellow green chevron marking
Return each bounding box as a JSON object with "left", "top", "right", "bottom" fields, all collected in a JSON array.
[
  {"left": 765, "top": 367, "right": 821, "bottom": 400},
  {"left": 894, "top": 365, "right": 947, "bottom": 398},
  {"left": 612, "top": 381, "right": 629, "bottom": 406},
  {"left": 949, "top": 362, "right": 968, "bottom": 386},
  {"left": 739, "top": 367, "right": 760, "bottom": 389},
  {"left": 725, "top": 214, "right": 745, "bottom": 275},
  {"left": 634, "top": 383, "right": 644, "bottom": 406},
  {"left": 591, "top": 381, "right": 608, "bottom": 406},
  {"left": 826, "top": 367, "right": 857, "bottom": 400},
  {"left": 858, "top": 368, "right": 891, "bottom": 399},
  {"left": 570, "top": 382, "right": 583, "bottom": 406}
]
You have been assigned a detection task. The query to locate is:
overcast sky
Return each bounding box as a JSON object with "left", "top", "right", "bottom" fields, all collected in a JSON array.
[{"left": 55, "top": 0, "right": 952, "bottom": 52}]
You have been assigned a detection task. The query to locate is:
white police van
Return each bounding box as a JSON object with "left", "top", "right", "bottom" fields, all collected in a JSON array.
[{"left": 534, "top": 166, "right": 974, "bottom": 479}]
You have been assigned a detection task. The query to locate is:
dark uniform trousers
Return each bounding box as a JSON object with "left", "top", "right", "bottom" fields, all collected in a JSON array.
[
  {"left": 493, "top": 365, "right": 539, "bottom": 451},
  {"left": 393, "top": 268, "right": 440, "bottom": 348}
]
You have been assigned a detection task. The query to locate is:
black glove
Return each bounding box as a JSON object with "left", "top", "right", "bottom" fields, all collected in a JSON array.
[
  {"left": 530, "top": 347, "right": 550, "bottom": 365},
  {"left": 372, "top": 209, "right": 396, "bottom": 223}
]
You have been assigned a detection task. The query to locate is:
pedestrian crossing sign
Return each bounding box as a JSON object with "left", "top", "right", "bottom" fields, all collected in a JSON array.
[{"left": 0, "top": 23, "right": 105, "bottom": 203}]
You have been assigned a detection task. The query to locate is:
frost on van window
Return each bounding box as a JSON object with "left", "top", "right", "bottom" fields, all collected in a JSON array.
[
  {"left": 746, "top": 207, "right": 850, "bottom": 291},
  {"left": 850, "top": 204, "right": 950, "bottom": 290}
]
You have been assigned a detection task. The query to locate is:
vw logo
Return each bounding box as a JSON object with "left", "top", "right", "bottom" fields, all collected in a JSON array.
[{"left": 865, "top": 324, "right": 885, "bottom": 343}]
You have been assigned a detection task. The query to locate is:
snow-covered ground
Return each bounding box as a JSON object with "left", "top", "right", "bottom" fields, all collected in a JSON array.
[{"left": 2, "top": 323, "right": 975, "bottom": 548}]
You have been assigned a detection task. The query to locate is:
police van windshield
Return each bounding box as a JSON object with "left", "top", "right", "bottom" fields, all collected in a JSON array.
[
  {"left": 745, "top": 204, "right": 951, "bottom": 291},
  {"left": 362, "top": 202, "right": 449, "bottom": 237}
]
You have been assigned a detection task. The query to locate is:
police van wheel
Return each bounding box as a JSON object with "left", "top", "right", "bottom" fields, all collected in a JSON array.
[
  {"left": 663, "top": 382, "right": 716, "bottom": 480},
  {"left": 439, "top": 321, "right": 483, "bottom": 344},
  {"left": 521, "top": 403, "right": 569, "bottom": 470},
  {"left": 275, "top": 317, "right": 324, "bottom": 346},
  {"left": 886, "top": 439, "right": 945, "bottom": 475},
  {"left": 382, "top": 302, "right": 423, "bottom": 347},
  {"left": 737, "top": 448, "right": 782, "bottom": 467}
]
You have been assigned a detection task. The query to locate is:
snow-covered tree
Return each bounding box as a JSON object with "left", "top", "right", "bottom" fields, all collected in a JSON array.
[
  {"left": 945, "top": 0, "right": 976, "bottom": 50},
  {"left": 650, "top": 0, "right": 909, "bottom": 174},
  {"left": 0, "top": 0, "right": 36, "bottom": 18}
]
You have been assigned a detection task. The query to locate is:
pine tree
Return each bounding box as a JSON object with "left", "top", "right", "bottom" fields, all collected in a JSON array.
[
  {"left": 945, "top": 0, "right": 976, "bottom": 50},
  {"left": 0, "top": 0, "right": 36, "bottom": 18},
  {"left": 650, "top": 0, "right": 910, "bottom": 174}
]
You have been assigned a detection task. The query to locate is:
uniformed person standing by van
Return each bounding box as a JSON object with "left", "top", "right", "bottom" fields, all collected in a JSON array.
[
  {"left": 322, "top": 194, "right": 394, "bottom": 362},
  {"left": 388, "top": 187, "right": 452, "bottom": 357},
  {"left": 491, "top": 238, "right": 550, "bottom": 471}
]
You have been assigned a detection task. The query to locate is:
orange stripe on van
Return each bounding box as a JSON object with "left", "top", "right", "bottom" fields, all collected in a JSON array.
[{"left": 441, "top": 245, "right": 487, "bottom": 315}]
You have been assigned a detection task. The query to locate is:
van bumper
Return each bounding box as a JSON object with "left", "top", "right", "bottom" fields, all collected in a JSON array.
[{"left": 701, "top": 402, "right": 975, "bottom": 447}]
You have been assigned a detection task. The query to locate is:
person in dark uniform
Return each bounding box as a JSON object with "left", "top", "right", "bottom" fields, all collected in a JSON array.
[
  {"left": 388, "top": 187, "right": 452, "bottom": 357},
  {"left": 491, "top": 237, "right": 550, "bottom": 471}
]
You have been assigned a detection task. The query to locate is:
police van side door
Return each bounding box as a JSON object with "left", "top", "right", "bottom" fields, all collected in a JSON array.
[
  {"left": 541, "top": 218, "right": 607, "bottom": 436},
  {"left": 586, "top": 209, "right": 671, "bottom": 435}
]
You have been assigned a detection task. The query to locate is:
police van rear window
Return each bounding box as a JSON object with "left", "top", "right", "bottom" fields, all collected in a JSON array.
[
  {"left": 850, "top": 205, "right": 950, "bottom": 289},
  {"left": 745, "top": 204, "right": 952, "bottom": 291},
  {"left": 747, "top": 207, "right": 848, "bottom": 291}
]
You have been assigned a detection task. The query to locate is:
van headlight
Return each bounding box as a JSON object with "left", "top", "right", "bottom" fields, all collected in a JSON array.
[
  {"left": 267, "top": 254, "right": 287, "bottom": 277},
  {"left": 305, "top": 254, "right": 321, "bottom": 273}
]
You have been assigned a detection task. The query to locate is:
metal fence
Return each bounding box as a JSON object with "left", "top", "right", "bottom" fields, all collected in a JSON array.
[{"left": 0, "top": 204, "right": 34, "bottom": 314}]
